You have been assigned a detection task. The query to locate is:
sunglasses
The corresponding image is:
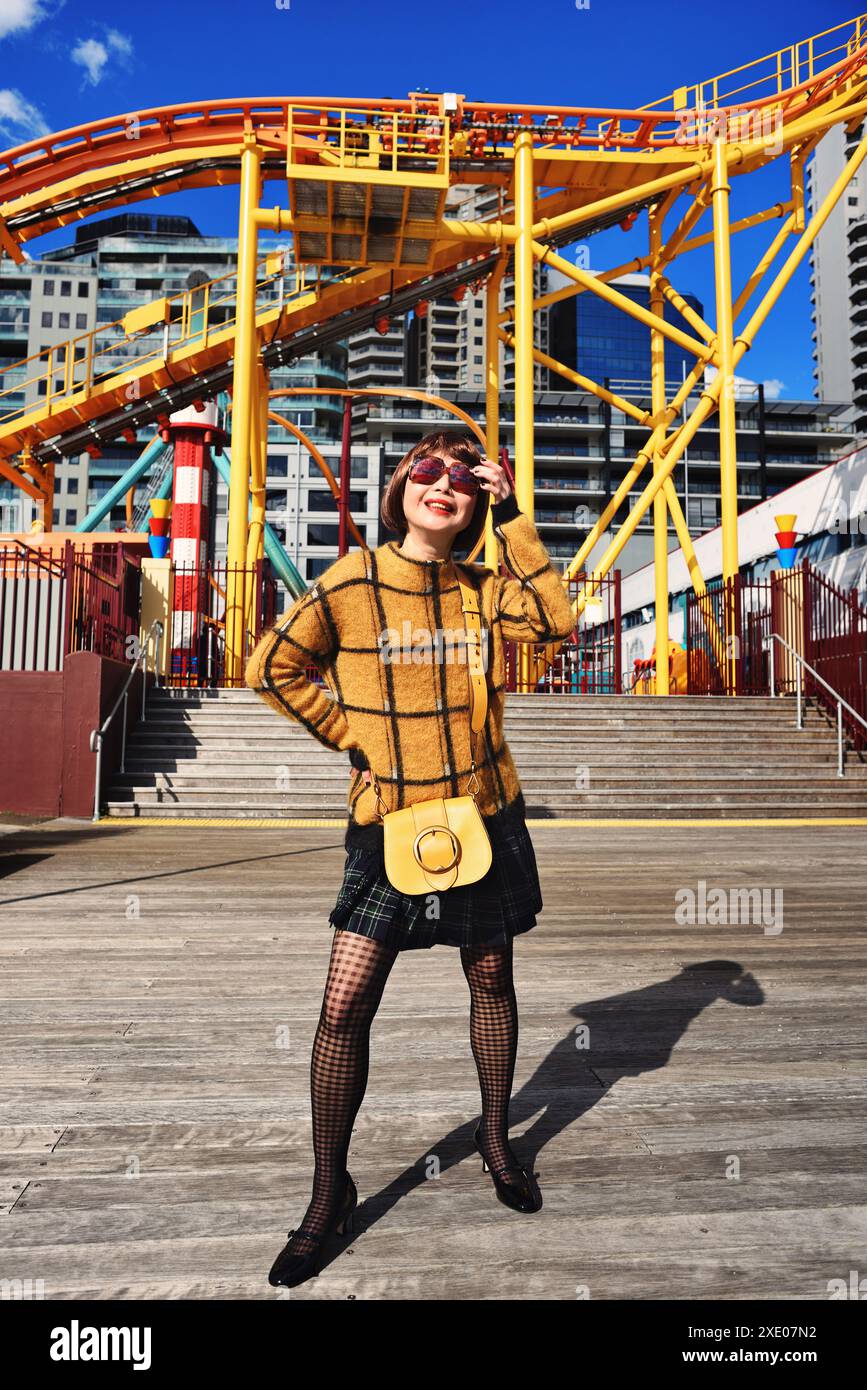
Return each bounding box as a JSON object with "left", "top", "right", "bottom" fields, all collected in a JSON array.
[{"left": 407, "top": 454, "right": 481, "bottom": 496}]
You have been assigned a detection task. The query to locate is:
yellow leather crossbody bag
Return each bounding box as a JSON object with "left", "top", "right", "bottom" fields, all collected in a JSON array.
[{"left": 369, "top": 578, "right": 492, "bottom": 895}]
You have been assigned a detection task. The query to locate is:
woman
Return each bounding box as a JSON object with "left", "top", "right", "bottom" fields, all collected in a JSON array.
[{"left": 245, "top": 430, "right": 576, "bottom": 1289}]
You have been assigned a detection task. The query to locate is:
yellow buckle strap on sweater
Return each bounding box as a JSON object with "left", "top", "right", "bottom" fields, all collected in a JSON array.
[{"left": 461, "top": 580, "right": 488, "bottom": 736}]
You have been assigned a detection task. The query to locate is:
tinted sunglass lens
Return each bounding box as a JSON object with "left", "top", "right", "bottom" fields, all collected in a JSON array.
[
  {"left": 409, "top": 458, "right": 444, "bottom": 482},
  {"left": 449, "top": 464, "right": 479, "bottom": 494}
]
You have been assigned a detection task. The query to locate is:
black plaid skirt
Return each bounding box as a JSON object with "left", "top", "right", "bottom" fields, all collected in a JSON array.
[{"left": 327, "top": 790, "right": 543, "bottom": 951}]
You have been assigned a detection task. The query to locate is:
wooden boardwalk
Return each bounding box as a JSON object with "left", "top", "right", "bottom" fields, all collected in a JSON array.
[{"left": 0, "top": 818, "right": 865, "bottom": 1301}]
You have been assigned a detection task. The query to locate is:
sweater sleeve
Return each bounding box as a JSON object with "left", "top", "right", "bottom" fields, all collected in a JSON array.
[
  {"left": 244, "top": 584, "right": 360, "bottom": 756},
  {"left": 490, "top": 492, "right": 577, "bottom": 643}
]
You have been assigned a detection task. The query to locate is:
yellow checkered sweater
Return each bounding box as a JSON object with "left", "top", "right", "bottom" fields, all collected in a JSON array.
[{"left": 245, "top": 492, "right": 576, "bottom": 844}]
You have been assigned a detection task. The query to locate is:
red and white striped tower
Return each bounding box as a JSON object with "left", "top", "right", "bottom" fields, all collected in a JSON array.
[{"left": 162, "top": 401, "right": 226, "bottom": 683}]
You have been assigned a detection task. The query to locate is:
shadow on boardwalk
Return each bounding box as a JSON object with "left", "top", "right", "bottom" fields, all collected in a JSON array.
[{"left": 314, "top": 960, "right": 764, "bottom": 1274}]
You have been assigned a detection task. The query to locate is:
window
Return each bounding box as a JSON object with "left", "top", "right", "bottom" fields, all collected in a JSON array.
[
  {"left": 37, "top": 380, "right": 47, "bottom": 396},
  {"left": 266, "top": 455, "right": 288, "bottom": 477},
  {"left": 308, "top": 555, "right": 334, "bottom": 579},
  {"left": 75, "top": 314, "right": 87, "bottom": 329},
  {"left": 307, "top": 523, "right": 341, "bottom": 546},
  {"left": 52, "top": 508, "right": 60, "bottom": 525},
  {"left": 44, "top": 280, "right": 54, "bottom": 295},
  {"left": 687, "top": 497, "right": 719, "bottom": 530},
  {"left": 41, "top": 311, "right": 52, "bottom": 327},
  {"left": 58, "top": 313, "right": 70, "bottom": 329},
  {"left": 78, "top": 282, "right": 89, "bottom": 298},
  {"left": 65, "top": 509, "right": 76, "bottom": 525},
  {"left": 308, "top": 489, "right": 366, "bottom": 511},
  {"left": 67, "top": 478, "right": 79, "bottom": 495},
  {"left": 60, "top": 281, "right": 71, "bottom": 297}
]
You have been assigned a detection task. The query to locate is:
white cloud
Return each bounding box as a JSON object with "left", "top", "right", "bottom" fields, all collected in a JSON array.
[
  {"left": 106, "top": 28, "right": 132, "bottom": 57},
  {"left": 0, "top": 86, "right": 50, "bottom": 142},
  {"left": 0, "top": 0, "right": 48, "bottom": 41},
  {"left": 71, "top": 37, "right": 108, "bottom": 84},
  {"left": 704, "top": 364, "right": 781, "bottom": 400},
  {"left": 71, "top": 28, "right": 132, "bottom": 85}
]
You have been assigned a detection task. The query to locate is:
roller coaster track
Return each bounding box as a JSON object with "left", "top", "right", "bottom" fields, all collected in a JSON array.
[{"left": 0, "top": 14, "right": 866, "bottom": 480}]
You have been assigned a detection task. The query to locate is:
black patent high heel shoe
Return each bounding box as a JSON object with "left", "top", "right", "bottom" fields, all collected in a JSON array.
[
  {"left": 267, "top": 1173, "right": 358, "bottom": 1288},
  {"left": 473, "top": 1124, "right": 542, "bottom": 1213}
]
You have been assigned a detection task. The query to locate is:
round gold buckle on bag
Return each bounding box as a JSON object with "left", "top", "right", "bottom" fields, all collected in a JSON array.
[{"left": 413, "top": 824, "right": 460, "bottom": 872}]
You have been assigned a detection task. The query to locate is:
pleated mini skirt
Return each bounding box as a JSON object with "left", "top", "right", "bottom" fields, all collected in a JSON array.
[{"left": 328, "top": 790, "right": 543, "bottom": 952}]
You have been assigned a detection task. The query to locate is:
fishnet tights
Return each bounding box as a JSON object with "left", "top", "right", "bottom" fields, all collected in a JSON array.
[
  {"left": 460, "top": 941, "right": 522, "bottom": 1176},
  {"left": 286, "top": 929, "right": 398, "bottom": 1257},
  {"left": 287, "top": 933, "right": 522, "bottom": 1257}
]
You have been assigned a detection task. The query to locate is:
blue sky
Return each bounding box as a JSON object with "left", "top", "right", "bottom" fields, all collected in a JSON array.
[{"left": 0, "top": 0, "right": 860, "bottom": 400}]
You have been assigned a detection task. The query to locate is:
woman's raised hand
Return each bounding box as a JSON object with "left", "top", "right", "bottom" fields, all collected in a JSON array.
[{"left": 471, "top": 457, "right": 512, "bottom": 504}]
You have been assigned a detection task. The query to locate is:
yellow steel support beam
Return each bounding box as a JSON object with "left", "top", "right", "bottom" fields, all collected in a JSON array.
[
  {"left": 711, "top": 141, "right": 741, "bottom": 696},
  {"left": 513, "top": 129, "right": 535, "bottom": 694},
  {"left": 657, "top": 275, "right": 715, "bottom": 343},
  {"left": 225, "top": 136, "right": 262, "bottom": 683},
  {"left": 649, "top": 205, "right": 670, "bottom": 695},
  {"left": 244, "top": 356, "right": 269, "bottom": 637},
  {"left": 0, "top": 454, "right": 42, "bottom": 501},
  {"left": 731, "top": 210, "right": 797, "bottom": 321},
  {"left": 484, "top": 254, "right": 508, "bottom": 573}
]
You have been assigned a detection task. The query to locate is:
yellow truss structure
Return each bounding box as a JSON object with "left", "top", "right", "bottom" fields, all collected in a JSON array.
[{"left": 1, "top": 16, "right": 866, "bottom": 685}]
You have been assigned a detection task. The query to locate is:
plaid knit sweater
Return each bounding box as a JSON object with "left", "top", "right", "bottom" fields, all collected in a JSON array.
[{"left": 245, "top": 492, "right": 576, "bottom": 844}]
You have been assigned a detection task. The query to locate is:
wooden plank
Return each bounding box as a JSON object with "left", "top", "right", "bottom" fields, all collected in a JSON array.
[{"left": 0, "top": 821, "right": 865, "bottom": 1300}]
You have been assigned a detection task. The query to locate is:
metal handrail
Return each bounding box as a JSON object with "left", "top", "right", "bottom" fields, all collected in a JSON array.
[
  {"left": 89, "top": 618, "right": 164, "bottom": 821},
  {"left": 763, "top": 632, "right": 867, "bottom": 777}
]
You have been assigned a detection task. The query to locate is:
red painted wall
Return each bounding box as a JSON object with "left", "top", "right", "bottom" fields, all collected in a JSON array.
[{"left": 0, "top": 653, "right": 143, "bottom": 818}]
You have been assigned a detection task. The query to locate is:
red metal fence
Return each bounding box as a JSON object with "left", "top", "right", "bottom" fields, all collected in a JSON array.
[
  {"left": 686, "top": 562, "right": 867, "bottom": 751},
  {"left": 0, "top": 540, "right": 140, "bottom": 671},
  {"left": 166, "top": 560, "right": 278, "bottom": 688},
  {"left": 804, "top": 561, "right": 867, "bottom": 749},
  {"left": 503, "top": 570, "right": 621, "bottom": 693},
  {"left": 0, "top": 544, "right": 276, "bottom": 685}
]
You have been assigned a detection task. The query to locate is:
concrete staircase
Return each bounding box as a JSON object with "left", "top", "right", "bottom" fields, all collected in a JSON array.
[{"left": 104, "top": 689, "right": 867, "bottom": 819}]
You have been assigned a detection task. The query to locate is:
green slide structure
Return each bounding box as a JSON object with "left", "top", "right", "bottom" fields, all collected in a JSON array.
[{"left": 75, "top": 432, "right": 168, "bottom": 533}]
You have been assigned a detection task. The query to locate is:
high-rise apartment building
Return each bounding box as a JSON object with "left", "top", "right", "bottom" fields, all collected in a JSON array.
[
  {"left": 0, "top": 258, "right": 98, "bottom": 531},
  {"left": 808, "top": 121, "right": 863, "bottom": 424}
]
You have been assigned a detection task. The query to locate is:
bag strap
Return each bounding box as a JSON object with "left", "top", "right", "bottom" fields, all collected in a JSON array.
[
  {"left": 458, "top": 577, "right": 487, "bottom": 732},
  {"left": 458, "top": 576, "right": 487, "bottom": 796}
]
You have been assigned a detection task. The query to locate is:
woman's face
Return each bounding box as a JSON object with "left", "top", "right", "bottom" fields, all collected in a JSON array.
[{"left": 402, "top": 450, "right": 478, "bottom": 548}]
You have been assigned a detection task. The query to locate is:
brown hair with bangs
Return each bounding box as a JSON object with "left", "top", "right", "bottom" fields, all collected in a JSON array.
[{"left": 380, "top": 430, "right": 490, "bottom": 558}]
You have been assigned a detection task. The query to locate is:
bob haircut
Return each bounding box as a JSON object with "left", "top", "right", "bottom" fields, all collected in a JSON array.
[{"left": 380, "top": 430, "right": 490, "bottom": 559}]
